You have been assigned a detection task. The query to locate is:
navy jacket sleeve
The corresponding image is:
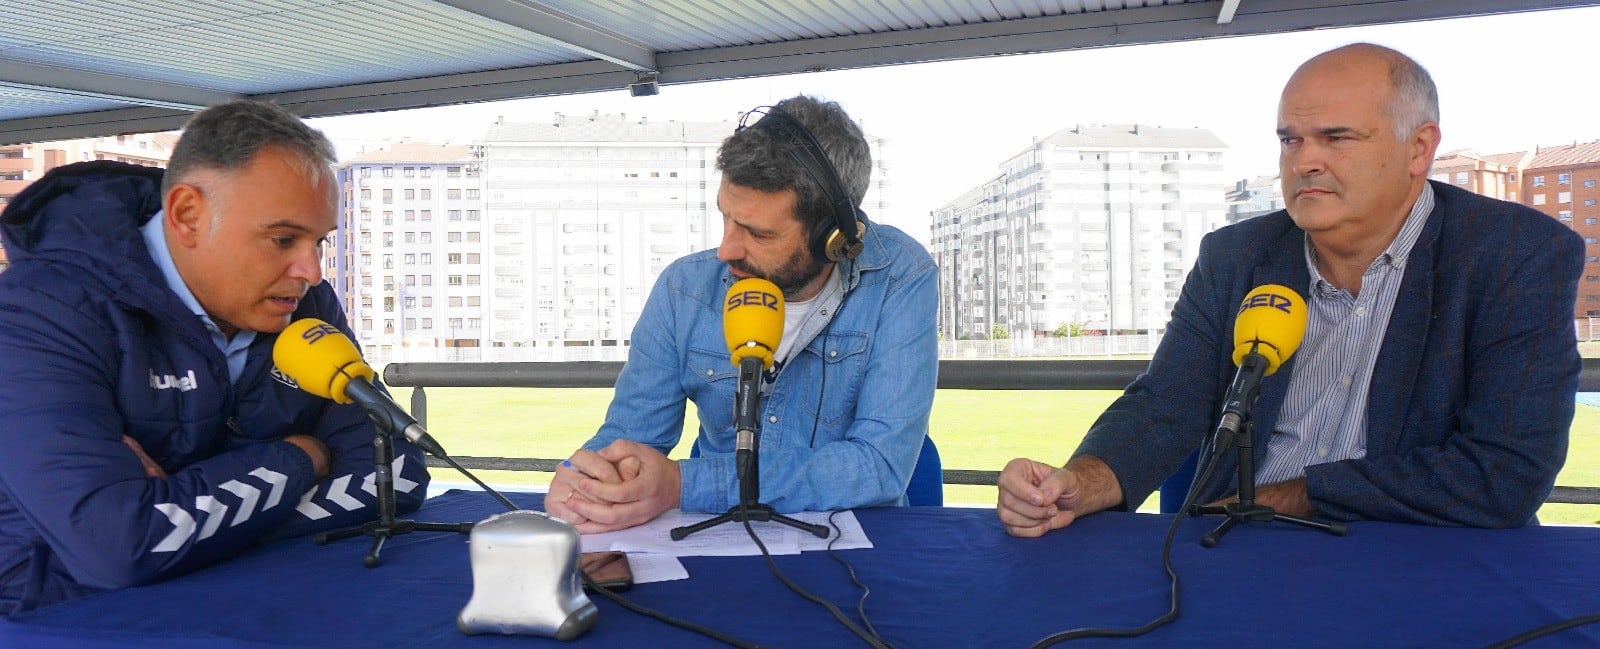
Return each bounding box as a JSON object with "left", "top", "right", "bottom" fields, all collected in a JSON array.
[{"left": 0, "top": 285, "right": 321, "bottom": 590}]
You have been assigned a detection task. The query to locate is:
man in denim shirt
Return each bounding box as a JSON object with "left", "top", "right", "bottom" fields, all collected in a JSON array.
[{"left": 547, "top": 95, "right": 938, "bottom": 533}]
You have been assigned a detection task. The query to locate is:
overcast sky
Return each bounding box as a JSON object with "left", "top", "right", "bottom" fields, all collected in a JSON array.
[{"left": 310, "top": 6, "right": 1600, "bottom": 244}]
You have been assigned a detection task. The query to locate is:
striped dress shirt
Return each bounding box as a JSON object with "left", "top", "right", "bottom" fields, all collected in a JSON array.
[{"left": 1257, "top": 183, "right": 1436, "bottom": 485}]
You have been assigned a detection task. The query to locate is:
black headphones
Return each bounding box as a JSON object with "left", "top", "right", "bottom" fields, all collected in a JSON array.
[{"left": 738, "top": 106, "right": 865, "bottom": 262}]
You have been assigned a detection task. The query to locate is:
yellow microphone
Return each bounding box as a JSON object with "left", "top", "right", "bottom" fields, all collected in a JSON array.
[
  {"left": 722, "top": 278, "right": 784, "bottom": 478},
  {"left": 1213, "top": 284, "right": 1309, "bottom": 453},
  {"left": 274, "top": 318, "right": 374, "bottom": 404},
  {"left": 1231, "top": 284, "right": 1308, "bottom": 375},
  {"left": 272, "top": 318, "right": 446, "bottom": 458},
  {"left": 723, "top": 277, "right": 784, "bottom": 370}
]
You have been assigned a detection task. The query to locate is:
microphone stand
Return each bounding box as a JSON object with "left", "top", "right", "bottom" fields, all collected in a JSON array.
[
  {"left": 316, "top": 397, "right": 474, "bottom": 567},
  {"left": 671, "top": 357, "right": 828, "bottom": 541},
  {"left": 1188, "top": 346, "right": 1347, "bottom": 548}
]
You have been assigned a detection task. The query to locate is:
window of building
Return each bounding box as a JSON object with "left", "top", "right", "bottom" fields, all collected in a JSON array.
[
  {"left": 1587, "top": 199, "right": 1598, "bottom": 207},
  {"left": 382, "top": 189, "right": 393, "bottom": 204},
  {"left": 466, "top": 189, "right": 480, "bottom": 199},
  {"left": 450, "top": 318, "right": 464, "bottom": 329},
  {"left": 420, "top": 233, "right": 432, "bottom": 244},
  {"left": 404, "top": 233, "right": 415, "bottom": 243},
  {"left": 420, "top": 210, "right": 432, "bottom": 221},
  {"left": 466, "top": 275, "right": 480, "bottom": 286},
  {"left": 421, "top": 318, "right": 432, "bottom": 328},
  {"left": 448, "top": 189, "right": 462, "bottom": 200},
  {"left": 420, "top": 253, "right": 432, "bottom": 263},
  {"left": 448, "top": 253, "right": 462, "bottom": 264},
  {"left": 1587, "top": 238, "right": 1598, "bottom": 245},
  {"left": 422, "top": 297, "right": 432, "bottom": 307},
  {"left": 404, "top": 296, "right": 416, "bottom": 307},
  {"left": 382, "top": 233, "right": 394, "bottom": 246},
  {"left": 468, "top": 296, "right": 480, "bottom": 306},
  {"left": 1589, "top": 218, "right": 1600, "bottom": 225},
  {"left": 466, "top": 210, "right": 480, "bottom": 221},
  {"left": 1586, "top": 180, "right": 1597, "bottom": 188},
  {"left": 421, "top": 167, "right": 432, "bottom": 178},
  {"left": 447, "top": 166, "right": 461, "bottom": 178},
  {"left": 403, "top": 167, "right": 415, "bottom": 178},
  {"left": 382, "top": 255, "right": 393, "bottom": 269},
  {"left": 359, "top": 167, "right": 371, "bottom": 178},
  {"left": 404, "top": 253, "right": 416, "bottom": 264},
  {"left": 1454, "top": 172, "right": 1468, "bottom": 184},
  {"left": 384, "top": 297, "right": 395, "bottom": 310},
  {"left": 404, "top": 209, "right": 416, "bottom": 221},
  {"left": 1533, "top": 176, "right": 1546, "bottom": 187},
  {"left": 448, "top": 275, "right": 463, "bottom": 286},
  {"left": 1560, "top": 192, "right": 1572, "bottom": 204},
  {"left": 404, "top": 189, "right": 415, "bottom": 200},
  {"left": 467, "top": 232, "right": 481, "bottom": 243},
  {"left": 466, "top": 253, "right": 480, "bottom": 264},
  {"left": 381, "top": 167, "right": 394, "bottom": 178},
  {"left": 468, "top": 318, "right": 481, "bottom": 328},
  {"left": 1534, "top": 194, "right": 1546, "bottom": 206},
  {"left": 1588, "top": 256, "right": 1598, "bottom": 263},
  {"left": 448, "top": 232, "right": 463, "bottom": 243},
  {"left": 360, "top": 188, "right": 371, "bottom": 200},
  {"left": 1559, "top": 173, "right": 1571, "bottom": 185},
  {"left": 420, "top": 188, "right": 432, "bottom": 200},
  {"left": 448, "top": 210, "right": 462, "bottom": 221},
  {"left": 421, "top": 276, "right": 433, "bottom": 286},
  {"left": 1560, "top": 211, "right": 1574, "bottom": 222},
  {"left": 1587, "top": 276, "right": 1598, "bottom": 282},
  {"left": 450, "top": 297, "right": 463, "bottom": 307}
]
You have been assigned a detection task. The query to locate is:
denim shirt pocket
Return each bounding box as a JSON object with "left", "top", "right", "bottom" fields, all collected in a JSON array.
[
  {"left": 803, "top": 332, "right": 869, "bottom": 427},
  {"left": 687, "top": 346, "right": 738, "bottom": 436}
]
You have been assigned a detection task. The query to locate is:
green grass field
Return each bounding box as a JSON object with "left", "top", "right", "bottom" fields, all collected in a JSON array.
[{"left": 411, "top": 384, "right": 1600, "bottom": 525}]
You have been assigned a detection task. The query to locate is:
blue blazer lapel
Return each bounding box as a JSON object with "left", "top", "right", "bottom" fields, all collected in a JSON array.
[{"left": 1366, "top": 200, "right": 1442, "bottom": 456}]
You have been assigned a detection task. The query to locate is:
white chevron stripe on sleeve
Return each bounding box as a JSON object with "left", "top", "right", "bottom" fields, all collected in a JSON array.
[
  {"left": 218, "top": 480, "right": 261, "bottom": 527},
  {"left": 152, "top": 503, "right": 196, "bottom": 553},
  {"left": 324, "top": 475, "right": 365, "bottom": 511},
  {"left": 195, "top": 495, "right": 228, "bottom": 541},
  {"left": 295, "top": 488, "right": 331, "bottom": 520},
  {"left": 361, "top": 472, "right": 377, "bottom": 496},
  {"left": 392, "top": 456, "right": 420, "bottom": 494},
  {"left": 249, "top": 467, "right": 288, "bottom": 509}
]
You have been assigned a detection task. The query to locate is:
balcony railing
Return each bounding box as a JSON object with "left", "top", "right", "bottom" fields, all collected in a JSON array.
[{"left": 382, "top": 359, "right": 1600, "bottom": 505}]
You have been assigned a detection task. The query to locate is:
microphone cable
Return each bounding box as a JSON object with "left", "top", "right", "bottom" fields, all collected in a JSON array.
[
  {"left": 1027, "top": 440, "right": 1231, "bottom": 647},
  {"left": 1483, "top": 613, "right": 1600, "bottom": 649},
  {"left": 738, "top": 500, "right": 894, "bottom": 649}
]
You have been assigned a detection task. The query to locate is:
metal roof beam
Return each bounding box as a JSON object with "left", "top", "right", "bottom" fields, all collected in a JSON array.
[
  {"left": 0, "top": 60, "right": 233, "bottom": 112},
  {"left": 1218, "top": 0, "right": 1242, "bottom": 25},
  {"left": 432, "top": 0, "right": 656, "bottom": 72}
]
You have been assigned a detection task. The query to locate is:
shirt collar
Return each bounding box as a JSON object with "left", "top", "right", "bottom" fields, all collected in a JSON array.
[
  {"left": 139, "top": 210, "right": 243, "bottom": 340},
  {"left": 1303, "top": 182, "right": 1435, "bottom": 295}
]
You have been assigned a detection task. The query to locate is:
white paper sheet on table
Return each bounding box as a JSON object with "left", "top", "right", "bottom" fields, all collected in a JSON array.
[
  {"left": 580, "top": 509, "right": 872, "bottom": 557},
  {"left": 625, "top": 553, "right": 690, "bottom": 584}
]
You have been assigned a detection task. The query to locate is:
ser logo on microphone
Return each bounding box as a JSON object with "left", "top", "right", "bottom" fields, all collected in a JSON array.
[
  {"left": 299, "top": 322, "right": 342, "bottom": 345},
  {"left": 726, "top": 290, "right": 779, "bottom": 311},
  {"left": 1238, "top": 292, "right": 1294, "bottom": 314}
]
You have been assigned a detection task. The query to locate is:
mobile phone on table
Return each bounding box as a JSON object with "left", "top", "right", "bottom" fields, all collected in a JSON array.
[{"left": 580, "top": 550, "right": 633, "bottom": 592}]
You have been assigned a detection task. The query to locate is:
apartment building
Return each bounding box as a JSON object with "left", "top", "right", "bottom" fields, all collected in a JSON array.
[
  {"left": 1430, "top": 149, "right": 1529, "bottom": 203},
  {"left": 331, "top": 142, "right": 485, "bottom": 360},
  {"left": 0, "top": 133, "right": 174, "bottom": 271},
  {"left": 1519, "top": 140, "right": 1600, "bottom": 317},
  {"left": 1226, "top": 175, "right": 1284, "bottom": 223},
  {"left": 931, "top": 124, "right": 1228, "bottom": 339},
  {"left": 478, "top": 112, "right": 890, "bottom": 352}
]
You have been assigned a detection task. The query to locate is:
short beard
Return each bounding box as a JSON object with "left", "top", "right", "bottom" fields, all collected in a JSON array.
[{"left": 730, "top": 245, "right": 828, "bottom": 298}]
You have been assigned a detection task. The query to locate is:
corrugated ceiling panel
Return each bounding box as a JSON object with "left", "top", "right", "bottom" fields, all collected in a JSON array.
[
  {"left": 534, "top": 0, "right": 1204, "bottom": 53},
  {"left": 0, "top": 88, "right": 127, "bottom": 120},
  {"left": 0, "top": 0, "right": 590, "bottom": 93}
]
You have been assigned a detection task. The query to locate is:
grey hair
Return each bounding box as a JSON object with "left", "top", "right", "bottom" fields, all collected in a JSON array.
[
  {"left": 717, "top": 95, "right": 871, "bottom": 231},
  {"left": 1384, "top": 49, "right": 1439, "bottom": 140},
  {"left": 161, "top": 100, "right": 337, "bottom": 199}
]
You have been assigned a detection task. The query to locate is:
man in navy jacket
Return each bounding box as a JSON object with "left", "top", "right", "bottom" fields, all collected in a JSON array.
[
  {"left": 998, "top": 43, "right": 1582, "bottom": 534},
  {"left": 0, "top": 101, "right": 430, "bottom": 615}
]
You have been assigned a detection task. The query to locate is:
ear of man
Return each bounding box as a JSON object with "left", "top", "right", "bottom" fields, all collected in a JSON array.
[{"left": 163, "top": 180, "right": 212, "bottom": 249}]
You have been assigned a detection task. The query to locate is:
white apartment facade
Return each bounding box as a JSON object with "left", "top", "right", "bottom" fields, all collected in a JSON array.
[
  {"left": 331, "top": 143, "right": 486, "bottom": 361},
  {"left": 931, "top": 124, "right": 1228, "bottom": 339},
  {"left": 478, "top": 112, "right": 891, "bottom": 355}
]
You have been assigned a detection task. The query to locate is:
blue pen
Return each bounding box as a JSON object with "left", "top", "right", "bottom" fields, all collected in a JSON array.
[{"left": 560, "top": 459, "right": 598, "bottom": 480}]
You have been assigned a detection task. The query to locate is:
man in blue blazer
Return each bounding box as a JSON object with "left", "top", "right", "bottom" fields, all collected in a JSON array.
[{"left": 998, "top": 43, "right": 1583, "bottom": 533}]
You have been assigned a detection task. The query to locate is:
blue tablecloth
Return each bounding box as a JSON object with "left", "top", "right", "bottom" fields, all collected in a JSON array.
[{"left": 4, "top": 489, "right": 1599, "bottom": 648}]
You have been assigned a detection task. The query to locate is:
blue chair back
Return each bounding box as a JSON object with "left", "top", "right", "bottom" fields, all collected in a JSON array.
[
  {"left": 1159, "top": 450, "right": 1199, "bottom": 513},
  {"left": 906, "top": 436, "right": 943, "bottom": 506}
]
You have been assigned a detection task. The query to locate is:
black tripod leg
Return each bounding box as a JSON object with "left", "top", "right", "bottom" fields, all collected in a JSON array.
[
  {"left": 763, "top": 512, "right": 830, "bottom": 538},
  {"left": 316, "top": 525, "right": 368, "bottom": 545},
  {"left": 1201, "top": 516, "right": 1240, "bottom": 548},
  {"left": 1273, "top": 513, "right": 1348, "bottom": 536},
  {"left": 365, "top": 530, "right": 390, "bottom": 568},
  {"left": 671, "top": 512, "right": 736, "bottom": 540}
]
